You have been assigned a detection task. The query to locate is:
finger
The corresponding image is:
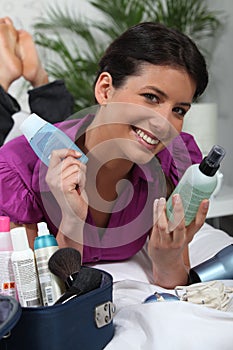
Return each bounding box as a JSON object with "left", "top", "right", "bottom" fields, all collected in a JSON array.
[
  {"left": 169, "top": 194, "right": 186, "bottom": 242},
  {"left": 62, "top": 163, "right": 80, "bottom": 181},
  {"left": 46, "top": 152, "right": 87, "bottom": 194},
  {"left": 168, "top": 194, "right": 185, "bottom": 229},
  {"left": 153, "top": 199, "right": 159, "bottom": 225},
  {"left": 196, "top": 199, "right": 209, "bottom": 226},
  {"left": 188, "top": 199, "right": 209, "bottom": 232},
  {"left": 49, "top": 149, "right": 83, "bottom": 168},
  {"left": 156, "top": 197, "right": 169, "bottom": 236},
  {"left": 150, "top": 199, "right": 160, "bottom": 245},
  {"left": 185, "top": 199, "right": 209, "bottom": 244},
  {"left": 62, "top": 164, "right": 86, "bottom": 191},
  {"left": 60, "top": 155, "right": 86, "bottom": 172}
]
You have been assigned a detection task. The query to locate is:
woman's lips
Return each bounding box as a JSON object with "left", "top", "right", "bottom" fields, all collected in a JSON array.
[{"left": 133, "top": 126, "right": 160, "bottom": 150}]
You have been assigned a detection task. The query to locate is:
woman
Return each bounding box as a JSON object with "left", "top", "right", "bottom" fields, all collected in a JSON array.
[{"left": 0, "top": 22, "right": 209, "bottom": 288}]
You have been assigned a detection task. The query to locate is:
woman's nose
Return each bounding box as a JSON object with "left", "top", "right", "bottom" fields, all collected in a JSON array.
[
  {"left": 151, "top": 108, "right": 177, "bottom": 141},
  {"left": 158, "top": 104, "right": 173, "bottom": 122}
]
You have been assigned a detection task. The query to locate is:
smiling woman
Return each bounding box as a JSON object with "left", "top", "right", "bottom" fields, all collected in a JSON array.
[
  {"left": 0, "top": 22, "right": 209, "bottom": 289},
  {"left": 92, "top": 64, "right": 196, "bottom": 158}
]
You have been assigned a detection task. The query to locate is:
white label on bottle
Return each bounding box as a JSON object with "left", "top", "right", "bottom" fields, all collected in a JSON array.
[
  {"left": 36, "top": 254, "right": 55, "bottom": 305},
  {"left": 12, "top": 258, "right": 41, "bottom": 307},
  {"left": 45, "top": 286, "right": 54, "bottom": 305},
  {"left": 0, "top": 252, "right": 17, "bottom": 298},
  {"left": 35, "top": 247, "right": 63, "bottom": 306}
]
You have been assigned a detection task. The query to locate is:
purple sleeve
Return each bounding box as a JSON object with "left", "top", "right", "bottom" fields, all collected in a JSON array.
[
  {"left": 0, "top": 136, "right": 44, "bottom": 224},
  {"left": 157, "top": 132, "right": 202, "bottom": 186}
]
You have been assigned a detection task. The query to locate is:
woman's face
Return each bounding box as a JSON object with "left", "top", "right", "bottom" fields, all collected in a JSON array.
[{"left": 94, "top": 63, "right": 196, "bottom": 163}]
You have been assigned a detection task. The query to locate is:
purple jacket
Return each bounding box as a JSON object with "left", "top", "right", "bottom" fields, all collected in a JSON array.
[{"left": 0, "top": 115, "right": 202, "bottom": 262}]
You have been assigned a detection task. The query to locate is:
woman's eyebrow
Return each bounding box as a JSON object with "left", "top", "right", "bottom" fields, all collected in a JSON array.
[
  {"left": 144, "top": 85, "right": 168, "bottom": 98},
  {"left": 144, "top": 86, "right": 192, "bottom": 107}
]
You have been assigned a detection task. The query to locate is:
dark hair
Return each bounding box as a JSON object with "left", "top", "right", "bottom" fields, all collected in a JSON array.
[{"left": 95, "top": 22, "right": 208, "bottom": 100}]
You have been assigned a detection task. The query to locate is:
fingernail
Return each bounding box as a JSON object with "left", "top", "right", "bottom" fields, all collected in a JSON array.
[
  {"left": 159, "top": 197, "right": 166, "bottom": 206},
  {"left": 173, "top": 194, "right": 181, "bottom": 203},
  {"left": 203, "top": 200, "right": 209, "bottom": 209},
  {"left": 75, "top": 151, "right": 82, "bottom": 157}
]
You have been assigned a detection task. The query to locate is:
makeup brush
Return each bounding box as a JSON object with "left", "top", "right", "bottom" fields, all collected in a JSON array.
[
  {"left": 54, "top": 267, "right": 103, "bottom": 304},
  {"left": 72, "top": 266, "right": 103, "bottom": 293},
  {"left": 48, "top": 247, "right": 82, "bottom": 289},
  {"left": 48, "top": 247, "right": 103, "bottom": 304}
]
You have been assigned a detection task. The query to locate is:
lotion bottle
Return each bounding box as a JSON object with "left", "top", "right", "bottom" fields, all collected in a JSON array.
[
  {"left": 20, "top": 113, "right": 88, "bottom": 166},
  {"left": 166, "top": 145, "right": 226, "bottom": 226},
  {"left": 0, "top": 216, "right": 17, "bottom": 299},
  {"left": 10, "top": 227, "right": 42, "bottom": 307},
  {"left": 34, "top": 222, "right": 65, "bottom": 306}
]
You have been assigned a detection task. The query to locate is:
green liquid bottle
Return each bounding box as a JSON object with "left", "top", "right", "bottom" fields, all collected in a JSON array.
[{"left": 166, "top": 145, "right": 226, "bottom": 226}]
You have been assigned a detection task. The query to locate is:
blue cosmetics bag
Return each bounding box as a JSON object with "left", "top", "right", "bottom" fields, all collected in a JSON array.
[
  {"left": 0, "top": 295, "right": 21, "bottom": 341},
  {"left": 0, "top": 267, "right": 114, "bottom": 350}
]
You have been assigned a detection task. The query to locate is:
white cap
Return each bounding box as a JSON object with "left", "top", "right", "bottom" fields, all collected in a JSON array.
[
  {"left": 37, "top": 222, "right": 50, "bottom": 237},
  {"left": 10, "top": 227, "right": 30, "bottom": 251},
  {"left": 20, "top": 113, "right": 48, "bottom": 142}
]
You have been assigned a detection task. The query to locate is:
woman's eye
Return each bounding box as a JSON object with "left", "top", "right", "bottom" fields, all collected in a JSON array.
[
  {"left": 142, "top": 93, "right": 159, "bottom": 103},
  {"left": 173, "top": 107, "right": 187, "bottom": 118}
]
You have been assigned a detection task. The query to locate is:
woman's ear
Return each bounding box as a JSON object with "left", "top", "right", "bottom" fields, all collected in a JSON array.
[{"left": 94, "top": 72, "right": 113, "bottom": 105}]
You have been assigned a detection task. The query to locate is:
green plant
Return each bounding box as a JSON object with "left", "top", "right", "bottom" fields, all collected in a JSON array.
[{"left": 33, "top": 0, "right": 225, "bottom": 112}]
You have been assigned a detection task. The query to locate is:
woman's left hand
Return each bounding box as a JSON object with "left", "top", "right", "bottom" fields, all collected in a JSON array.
[{"left": 148, "top": 194, "right": 209, "bottom": 288}]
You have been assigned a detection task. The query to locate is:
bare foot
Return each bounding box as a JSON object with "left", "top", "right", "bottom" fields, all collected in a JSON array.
[
  {"left": 16, "top": 29, "right": 49, "bottom": 87},
  {"left": 0, "top": 17, "right": 22, "bottom": 90}
]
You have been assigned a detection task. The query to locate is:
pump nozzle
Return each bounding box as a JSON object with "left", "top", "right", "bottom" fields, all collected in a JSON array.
[
  {"left": 199, "top": 144, "right": 226, "bottom": 176},
  {"left": 37, "top": 222, "right": 50, "bottom": 237},
  {"left": 206, "top": 145, "right": 226, "bottom": 167}
]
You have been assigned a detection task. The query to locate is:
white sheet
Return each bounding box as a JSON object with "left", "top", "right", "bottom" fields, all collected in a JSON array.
[{"left": 93, "top": 223, "right": 233, "bottom": 350}]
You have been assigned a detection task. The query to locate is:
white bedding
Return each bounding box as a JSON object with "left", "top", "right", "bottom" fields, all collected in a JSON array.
[{"left": 93, "top": 223, "right": 233, "bottom": 350}]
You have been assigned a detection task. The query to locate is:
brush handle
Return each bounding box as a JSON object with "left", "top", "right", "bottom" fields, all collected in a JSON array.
[
  {"left": 55, "top": 268, "right": 103, "bottom": 304},
  {"left": 55, "top": 286, "right": 82, "bottom": 304},
  {"left": 66, "top": 272, "right": 80, "bottom": 289}
]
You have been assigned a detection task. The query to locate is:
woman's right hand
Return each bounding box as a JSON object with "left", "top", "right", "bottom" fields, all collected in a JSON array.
[{"left": 45, "top": 148, "right": 88, "bottom": 225}]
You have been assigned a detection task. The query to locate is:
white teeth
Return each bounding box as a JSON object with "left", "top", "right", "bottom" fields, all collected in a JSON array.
[{"left": 136, "top": 128, "right": 159, "bottom": 145}]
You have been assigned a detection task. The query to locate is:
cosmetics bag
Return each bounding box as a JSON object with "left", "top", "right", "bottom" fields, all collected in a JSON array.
[
  {"left": 0, "top": 267, "right": 115, "bottom": 350},
  {"left": 0, "top": 295, "right": 21, "bottom": 341}
]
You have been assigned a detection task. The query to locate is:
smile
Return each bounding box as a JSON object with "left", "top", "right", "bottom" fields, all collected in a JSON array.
[{"left": 134, "top": 127, "right": 159, "bottom": 146}]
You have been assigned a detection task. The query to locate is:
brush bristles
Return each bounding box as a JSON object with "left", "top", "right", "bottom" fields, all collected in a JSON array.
[
  {"left": 55, "top": 267, "right": 103, "bottom": 304},
  {"left": 48, "top": 247, "right": 82, "bottom": 282},
  {"left": 72, "top": 267, "right": 102, "bottom": 293}
]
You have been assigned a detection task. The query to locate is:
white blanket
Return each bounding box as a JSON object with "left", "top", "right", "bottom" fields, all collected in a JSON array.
[{"left": 93, "top": 223, "right": 233, "bottom": 350}]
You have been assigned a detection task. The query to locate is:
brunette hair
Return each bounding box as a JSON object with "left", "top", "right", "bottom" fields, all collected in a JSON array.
[{"left": 95, "top": 22, "right": 208, "bottom": 100}]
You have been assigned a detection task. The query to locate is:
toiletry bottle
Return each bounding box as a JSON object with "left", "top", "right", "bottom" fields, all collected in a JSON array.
[
  {"left": 10, "top": 227, "right": 42, "bottom": 307},
  {"left": 0, "top": 216, "right": 17, "bottom": 299},
  {"left": 166, "top": 145, "right": 226, "bottom": 226},
  {"left": 34, "top": 222, "right": 65, "bottom": 306},
  {"left": 20, "top": 113, "right": 88, "bottom": 166}
]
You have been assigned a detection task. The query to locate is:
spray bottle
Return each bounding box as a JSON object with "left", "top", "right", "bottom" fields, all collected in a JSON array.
[
  {"left": 34, "top": 222, "right": 65, "bottom": 306},
  {"left": 20, "top": 113, "right": 88, "bottom": 166},
  {"left": 0, "top": 216, "right": 17, "bottom": 299},
  {"left": 166, "top": 145, "right": 226, "bottom": 226},
  {"left": 10, "top": 227, "right": 42, "bottom": 307}
]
